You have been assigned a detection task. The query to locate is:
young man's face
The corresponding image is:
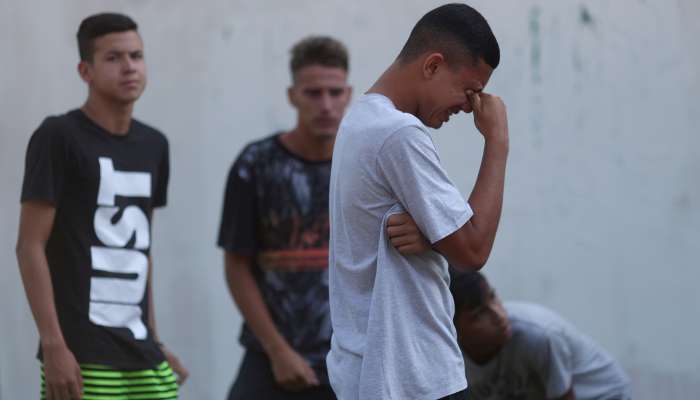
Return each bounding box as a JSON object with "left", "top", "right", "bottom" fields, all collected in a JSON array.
[
  {"left": 80, "top": 30, "right": 147, "bottom": 104},
  {"left": 455, "top": 282, "right": 512, "bottom": 356},
  {"left": 418, "top": 56, "right": 492, "bottom": 129},
  {"left": 288, "top": 65, "right": 352, "bottom": 139}
]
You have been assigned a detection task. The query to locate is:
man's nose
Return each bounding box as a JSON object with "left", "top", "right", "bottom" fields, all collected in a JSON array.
[
  {"left": 493, "top": 305, "right": 507, "bottom": 324},
  {"left": 122, "top": 57, "right": 137, "bottom": 72},
  {"left": 320, "top": 93, "right": 333, "bottom": 111}
]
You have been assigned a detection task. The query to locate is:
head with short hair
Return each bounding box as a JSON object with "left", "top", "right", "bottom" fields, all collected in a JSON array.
[
  {"left": 76, "top": 13, "right": 146, "bottom": 106},
  {"left": 451, "top": 270, "right": 490, "bottom": 315},
  {"left": 451, "top": 271, "right": 511, "bottom": 361},
  {"left": 77, "top": 13, "right": 138, "bottom": 62},
  {"left": 398, "top": 3, "right": 499, "bottom": 70},
  {"left": 393, "top": 4, "right": 500, "bottom": 129},
  {"left": 287, "top": 36, "right": 352, "bottom": 140},
  {"left": 290, "top": 36, "right": 349, "bottom": 82}
]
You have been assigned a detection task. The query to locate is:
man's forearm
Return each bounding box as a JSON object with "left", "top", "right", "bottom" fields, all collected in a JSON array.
[
  {"left": 224, "top": 253, "right": 288, "bottom": 355},
  {"left": 147, "top": 257, "right": 159, "bottom": 342},
  {"left": 16, "top": 245, "right": 66, "bottom": 348},
  {"left": 467, "top": 137, "right": 508, "bottom": 258}
]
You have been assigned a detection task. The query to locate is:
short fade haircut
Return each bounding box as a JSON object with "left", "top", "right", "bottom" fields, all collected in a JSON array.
[
  {"left": 77, "top": 13, "right": 138, "bottom": 61},
  {"left": 450, "top": 270, "right": 490, "bottom": 315},
  {"left": 398, "top": 3, "right": 500, "bottom": 69},
  {"left": 290, "top": 36, "right": 349, "bottom": 81}
]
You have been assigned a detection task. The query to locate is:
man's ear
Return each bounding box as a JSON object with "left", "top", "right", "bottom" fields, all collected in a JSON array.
[
  {"left": 287, "top": 86, "right": 298, "bottom": 108},
  {"left": 77, "top": 60, "right": 91, "bottom": 84},
  {"left": 422, "top": 52, "right": 446, "bottom": 80}
]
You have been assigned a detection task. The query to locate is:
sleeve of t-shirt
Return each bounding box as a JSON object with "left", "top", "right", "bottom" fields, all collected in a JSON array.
[
  {"left": 20, "top": 118, "right": 67, "bottom": 205},
  {"left": 376, "top": 125, "right": 473, "bottom": 244},
  {"left": 217, "top": 149, "right": 258, "bottom": 256},
  {"left": 542, "top": 329, "right": 574, "bottom": 398},
  {"left": 152, "top": 138, "right": 169, "bottom": 208}
]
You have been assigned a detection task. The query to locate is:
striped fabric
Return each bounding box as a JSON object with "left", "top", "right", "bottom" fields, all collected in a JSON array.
[{"left": 41, "top": 361, "right": 178, "bottom": 400}]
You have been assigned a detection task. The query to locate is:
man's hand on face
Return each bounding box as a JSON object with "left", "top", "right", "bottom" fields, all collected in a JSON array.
[
  {"left": 465, "top": 90, "right": 508, "bottom": 143},
  {"left": 387, "top": 212, "right": 431, "bottom": 255}
]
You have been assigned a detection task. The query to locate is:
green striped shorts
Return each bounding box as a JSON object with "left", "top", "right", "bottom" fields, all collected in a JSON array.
[{"left": 41, "top": 361, "right": 179, "bottom": 400}]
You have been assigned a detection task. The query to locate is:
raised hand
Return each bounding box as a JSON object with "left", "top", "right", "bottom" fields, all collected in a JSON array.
[{"left": 466, "top": 90, "right": 508, "bottom": 143}]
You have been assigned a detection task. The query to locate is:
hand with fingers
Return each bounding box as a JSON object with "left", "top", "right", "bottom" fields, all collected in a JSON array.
[
  {"left": 465, "top": 90, "right": 508, "bottom": 144},
  {"left": 42, "top": 343, "right": 83, "bottom": 400},
  {"left": 387, "top": 212, "right": 431, "bottom": 255},
  {"left": 161, "top": 345, "right": 189, "bottom": 385},
  {"left": 269, "top": 343, "right": 320, "bottom": 392}
]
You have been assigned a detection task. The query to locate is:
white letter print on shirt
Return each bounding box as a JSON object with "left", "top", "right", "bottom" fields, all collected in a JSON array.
[{"left": 90, "top": 157, "right": 151, "bottom": 339}]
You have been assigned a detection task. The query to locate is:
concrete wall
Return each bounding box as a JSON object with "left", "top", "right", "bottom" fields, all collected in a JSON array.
[{"left": 1, "top": 0, "right": 698, "bottom": 398}]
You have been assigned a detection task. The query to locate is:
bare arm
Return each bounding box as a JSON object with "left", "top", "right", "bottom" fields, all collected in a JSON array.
[
  {"left": 434, "top": 92, "right": 509, "bottom": 271},
  {"left": 224, "top": 252, "right": 318, "bottom": 390},
  {"left": 147, "top": 251, "right": 188, "bottom": 384},
  {"left": 16, "top": 201, "right": 82, "bottom": 400}
]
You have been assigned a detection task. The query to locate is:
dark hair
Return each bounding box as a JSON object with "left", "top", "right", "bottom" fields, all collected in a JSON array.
[
  {"left": 398, "top": 3, "right": 500, "bottom": 69},
  {"left": 290, "top": 36, "right": 349, "bottom": 79},
  {"left": 77, "top": 13, "right": 138, "bottom": 61},
  {"left": 450, "top": 270, "right": 490, "bottom": 314}
]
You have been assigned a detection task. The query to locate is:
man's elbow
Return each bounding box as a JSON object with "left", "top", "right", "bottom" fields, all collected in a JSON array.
[
  {"left": 15, "top": 239, "right": 40, "bottom": 270},
  {"left": 436, "top": 228, "right": 492, "bottom": 271},
  {"left": 15, "top": 239, "right": 29, "bottom": 263},
  {"left": 449, "top": 247, "right": 489, "bottom": 272}
]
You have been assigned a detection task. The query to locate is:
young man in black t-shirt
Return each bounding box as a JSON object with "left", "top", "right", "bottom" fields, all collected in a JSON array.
[
  {"left": 217, "top": 36, "right": 352, "bottom": 400},
  {"left": 16, "top": 13, "right": 187, "bottom": 400}
]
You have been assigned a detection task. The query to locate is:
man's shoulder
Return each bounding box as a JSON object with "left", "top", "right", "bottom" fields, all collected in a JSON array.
[
  {"left": 344, "top": 95, "right": 426, "bottom": 138},
  {"left": 30, "top": 110, "right": 83, "bottom": 146},
  {"left": 235, "top": 133, "right": 279, "bottom": 162},
  {"left": 130, "top": 118, "right": 168, "bottom": 146}
]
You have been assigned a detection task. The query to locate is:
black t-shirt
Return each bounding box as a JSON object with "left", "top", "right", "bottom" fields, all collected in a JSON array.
[
  {"left": 218, "top": 134, "right": 332, "bottom": 380},
  {"left": 21, "top": 109, "right": 169, "bottom": 369}
]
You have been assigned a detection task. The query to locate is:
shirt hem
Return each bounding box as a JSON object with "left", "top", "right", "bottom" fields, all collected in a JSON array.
[{"left": 412, "top": 381, "right": 468, "bottom": 400}]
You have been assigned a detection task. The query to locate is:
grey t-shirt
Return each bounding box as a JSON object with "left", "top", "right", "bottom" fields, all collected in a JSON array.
[
  {"left": 327, "top": 93, "right": 472, "bottom": 399},
  {"left": 465, "top": 302, "right": 631, "bottom": 400}
]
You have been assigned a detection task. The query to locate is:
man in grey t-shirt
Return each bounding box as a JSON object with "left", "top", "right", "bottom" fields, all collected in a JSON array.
[
  {"left": 451, "top": 272, "right": 631, "bottom": 400},
  {"left": 327, "top": 4, "right": 509, "bottom": 400}
]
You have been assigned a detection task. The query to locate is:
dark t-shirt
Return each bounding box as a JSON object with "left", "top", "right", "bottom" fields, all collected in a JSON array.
[
  {"left": 218, "top": 134, "right": 332, "bottom": 380},
  {"left": 20, "top": 109, "right": 169, "bottom": 369}
]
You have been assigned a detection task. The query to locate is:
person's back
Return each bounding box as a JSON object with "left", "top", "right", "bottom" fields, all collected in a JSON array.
[
  {"left": 329, "top": 93, "right": 469, "bottom": 399},
  {"left": 485, "top": 302, "right": 631, "bottom": 400},
  {"left": 451, "top": 272, "right": 631, "bottom": 400}
]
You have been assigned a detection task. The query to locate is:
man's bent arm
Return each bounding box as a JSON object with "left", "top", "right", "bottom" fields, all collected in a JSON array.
[{"left": 434, "top": 93, "right": 508, "bottom": 271}]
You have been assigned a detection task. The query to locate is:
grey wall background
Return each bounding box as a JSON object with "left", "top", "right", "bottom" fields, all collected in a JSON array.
[{"left": 1, "top": 0, "right": 698, "bottom": 398}]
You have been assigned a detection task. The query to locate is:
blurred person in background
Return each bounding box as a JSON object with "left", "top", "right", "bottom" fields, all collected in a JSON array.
[
  {"left": 217, "top": 36, "right": 354, "bottom": 400},
  {"left": 451, "top": 272, "right": 631, "bottom": 400}
]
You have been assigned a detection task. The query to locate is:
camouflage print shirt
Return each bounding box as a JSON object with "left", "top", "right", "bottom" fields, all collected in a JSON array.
[{"left": 218, "top": 134, "right": 331, "bottom": 381}]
